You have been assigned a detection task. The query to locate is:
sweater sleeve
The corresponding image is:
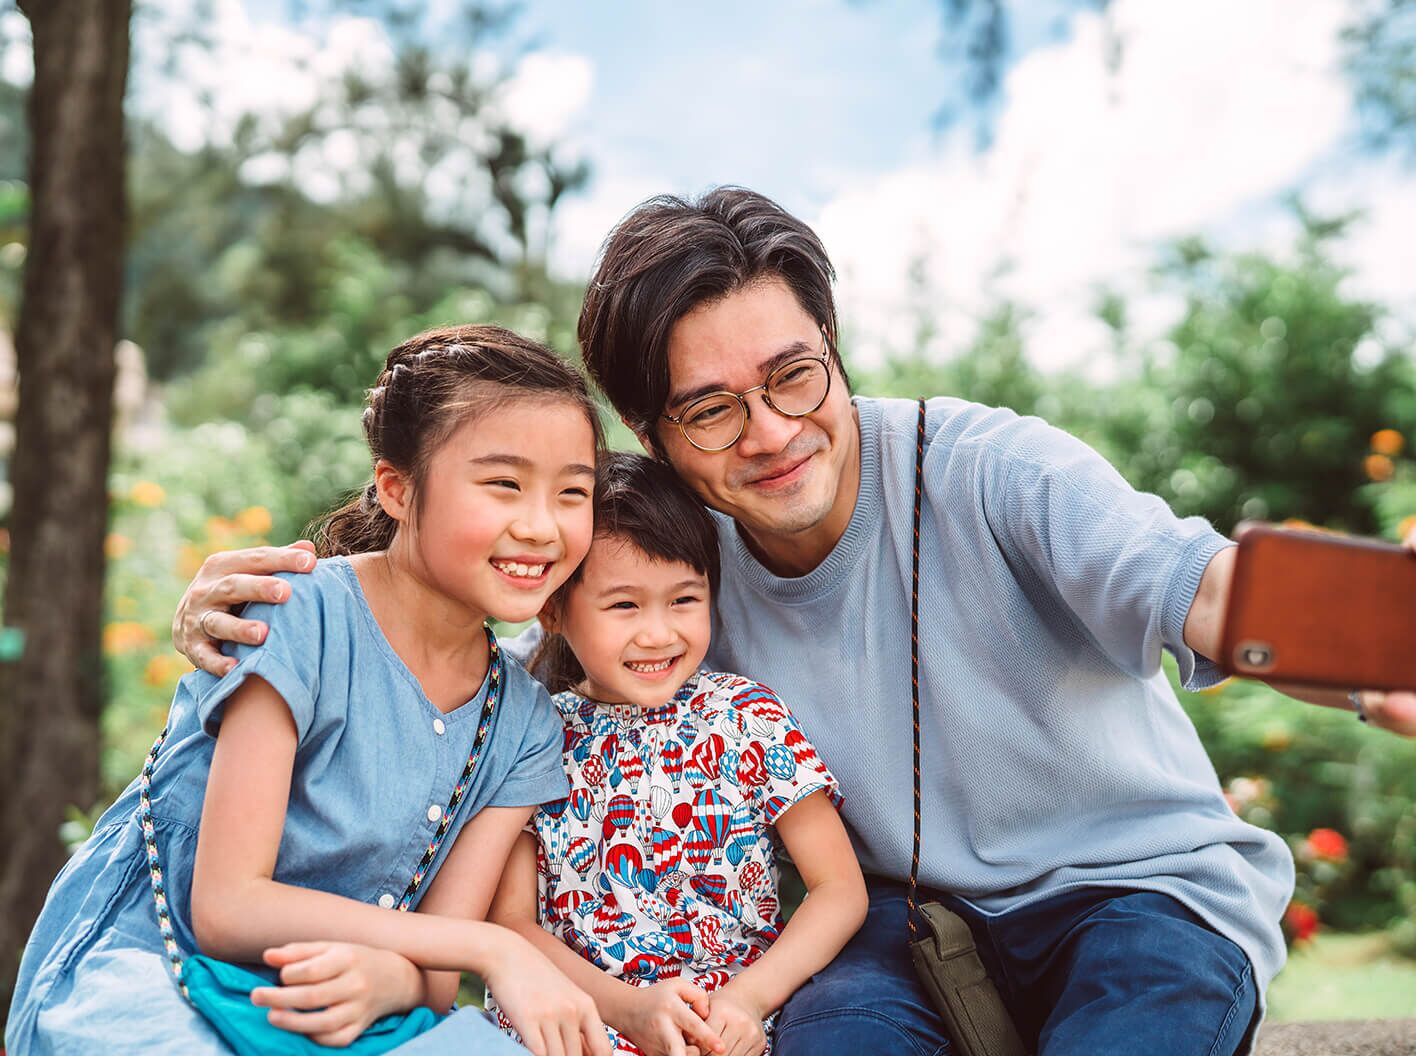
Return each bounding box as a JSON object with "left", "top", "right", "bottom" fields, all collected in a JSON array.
[{"left": 971, "top": 418, "right": 1232, "bottom": 690}]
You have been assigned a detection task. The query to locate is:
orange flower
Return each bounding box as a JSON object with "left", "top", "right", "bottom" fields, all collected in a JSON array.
[
  {"left": 235, "top": 505, "right": 272, "bottom": 537},
  {"left": 1306, "top": 828, "right": 1348, "bottom": 863},
  {"left": 104, "top": 533, "right": 131, "bottom": 560},
  {"left": 1371, "top": 429, "right": 1405, "bottom": 457},
  {"left": 1283, "top": 901, "right": 1319, "bottom": 943},
  {"left": 1364, "top": 454, "right": 1395, "bottom": 482},
  {"left": 103, "top": 621, "right": 156, "bottom": 655},
  {"left": 129, "top": 480, "right": 166, "bottom": 507},
  {"left": 1399, "top": 515, "right": 1416, "bottom": 544}
]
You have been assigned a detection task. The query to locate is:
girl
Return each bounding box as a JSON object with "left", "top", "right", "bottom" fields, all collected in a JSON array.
[
  {"left": 487, "top": 453, "right": 867, "bottom": 1056},
  {"left": 7, "top": 326, "right": 613, "bottom": 1056}
]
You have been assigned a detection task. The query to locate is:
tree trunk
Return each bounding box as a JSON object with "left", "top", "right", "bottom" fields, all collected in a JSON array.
[{"left": 0, "top": 0, "right": 130, "bottom": 1017}]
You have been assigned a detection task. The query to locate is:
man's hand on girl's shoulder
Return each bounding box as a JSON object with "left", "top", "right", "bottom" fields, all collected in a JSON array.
[{"left": 172, "top": 540, "right": 318, "bottom": 676}]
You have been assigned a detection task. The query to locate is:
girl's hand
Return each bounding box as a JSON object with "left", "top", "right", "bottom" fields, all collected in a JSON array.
[
  {"left": 613, "top": 979, "right": 724, "bottom": 1056},
  {"left": 481, "top": 931, "right": 612, "bottom": 1056},
  {"left": 704, "top": 984, "right": 766, "bottom": 1056},
  {"left": 250, "top": 940, "right": 423, "bottom": 1047}
]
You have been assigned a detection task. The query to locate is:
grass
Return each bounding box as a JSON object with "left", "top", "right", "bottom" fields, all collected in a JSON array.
[{"left": 1267, "top": 932, "right": 1416, "bottom": 1022}]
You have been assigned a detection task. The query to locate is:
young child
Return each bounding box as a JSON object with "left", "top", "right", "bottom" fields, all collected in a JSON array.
[
  {"left": 488, "top": 453, "right": 868, "bottom": 1056},
  {"left": 6, "top": 326, "right": 613, "bottom": 1056}
]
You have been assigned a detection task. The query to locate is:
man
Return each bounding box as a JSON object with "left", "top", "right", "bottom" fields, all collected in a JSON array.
[{"left": 175, "top": 187, "right": 1416, "bottom": 1055}]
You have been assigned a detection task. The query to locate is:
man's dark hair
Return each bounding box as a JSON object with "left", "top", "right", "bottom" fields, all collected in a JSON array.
[
  {"left": 530, "top": 452, "right": 721, "bottom": 694},
  {"left": 578, "top": 186, "right": 849, "bottom": 443}
]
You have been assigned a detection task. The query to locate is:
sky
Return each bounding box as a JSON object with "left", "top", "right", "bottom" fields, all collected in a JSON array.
[{"left": 2, "top": 0, "right": 1413, "bottom": 372}]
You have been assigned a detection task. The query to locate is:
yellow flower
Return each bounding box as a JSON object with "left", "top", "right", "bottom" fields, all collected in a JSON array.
[
  {"left": 1261, "top": 726, "right": 1293, "bottom": 752},
  {"left": 1364, "top": 454, "right": 1395, "bottom": 482},
  {"left": 129, "top": 480, "right": 166, "bottom": 507},
  {"left": 236, "top": 506, "right": 272, "bottom": 537},
  {"left": 113, "top": 595, "right": 138, "bottom": 617},
  {"left": 144, "top": 654, "right": 191, "bottom": 688},
  {"left": 1399, "top": 515, "right": 1416, "bottom": 543},
  {"left": 205, "top": 516, "right": 236, "bottom": 541},
  {"left": 1371, "top": 429, "right": 1405, "bottom": 457},
  {"left": 104, "top": 533, "right": 131, "bottom": 559},
  {"left": 178, "top": 542, "right": 206, "bottom": 579},
  {"left": 103, "top": 621, "right": 156, "bottom": 655}
]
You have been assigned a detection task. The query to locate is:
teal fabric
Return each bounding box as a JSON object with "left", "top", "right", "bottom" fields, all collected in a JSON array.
[{"left": 185, "top": 956, "right": 443, "bottom": 1055}]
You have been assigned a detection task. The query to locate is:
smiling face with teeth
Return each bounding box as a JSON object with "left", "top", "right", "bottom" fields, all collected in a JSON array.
[
  {"left": 545, "top": 534, "right": 712, "bottom": 710},
  {"left": 378, "top": 396, "right": 598, "bottom": 627}
]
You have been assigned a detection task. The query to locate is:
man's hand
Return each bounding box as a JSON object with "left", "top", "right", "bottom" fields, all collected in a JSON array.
[
  {"left": 172, "top": 541, "right": 317, "bottom": 675},
  {"left": 1351, "top": 525, "right": 1416, "bottom": 736}
]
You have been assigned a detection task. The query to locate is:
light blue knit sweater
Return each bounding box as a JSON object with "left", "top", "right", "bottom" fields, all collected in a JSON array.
[{"left": 704, "top": 396, "right": 1292, "bottom": 994}]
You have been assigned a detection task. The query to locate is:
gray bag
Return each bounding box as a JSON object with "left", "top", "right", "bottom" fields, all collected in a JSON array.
[{"left": 904, "top": 397, "right": 1029, "bottom": 1056}]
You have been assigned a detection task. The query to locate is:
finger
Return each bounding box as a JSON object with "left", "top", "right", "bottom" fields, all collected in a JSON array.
[
  {"left": 187, "top": 639, "right": 238, "bottom": 677},
  {"left": 675, "top": 1004, "right": 724, "bottom": 1053},
  {"left": 291, "top": 539, "right": 317, "bottom": 556},
  {"left": 202, "top": 544, "right": 317, "bottom": 578},
  {"left": 539, "top": 1021, "right": 567, "bottom": 1056},
  {"left": 204, "top": 572, "right": 298, "bottom": 612},
  {"left": 584, "top": 1007, "right": 612, "bottom": 1056},
  {"left": 312, "top": 1025, "right": 363, "bottom": 1048},
  {"left": 252, "top": 979, "right": 351, "bottom": 1011},
  {"left": 674, "top": 982, "right": 712, "bottom": 1019},
  {"left": 559, "top": 1016, "right": 581, "bottom": 1056},
  {"left": 266, "top": 1003, "right": 355, "bottom": 1036},
  {"left": 262, "top": 941, "right": 330, "bottom": 968},
  {"left": 277, "top": 946, "right": 353, "bottom": 986}
]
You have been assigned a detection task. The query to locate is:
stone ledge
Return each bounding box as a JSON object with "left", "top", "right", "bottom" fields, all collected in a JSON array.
[{"left": 1255, "top": 1019, "right": 1416, "bottom": 1055}]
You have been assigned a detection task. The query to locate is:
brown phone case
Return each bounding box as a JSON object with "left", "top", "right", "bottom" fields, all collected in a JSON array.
[{"left": 1219, "top": 524, "right": 1416, "bottom": 690}]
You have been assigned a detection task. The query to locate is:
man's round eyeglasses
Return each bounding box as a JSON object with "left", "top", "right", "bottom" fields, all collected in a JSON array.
[{"left": 661, "top": 334, "right": 834, "bottom": 452}]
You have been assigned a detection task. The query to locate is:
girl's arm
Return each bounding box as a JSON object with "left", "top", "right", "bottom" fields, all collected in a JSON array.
[
  {"left": 708, "top": 791, "right": 867, "bottom": 1035},
  {"left": 191, "top": 675, "right": 609, "bottom": 1054},
  {"left": 489, "top": 832, "right": 724, "bottom": 1056}
]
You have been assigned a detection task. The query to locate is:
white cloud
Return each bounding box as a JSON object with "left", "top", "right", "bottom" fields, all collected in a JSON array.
[
  {"left": 498, "top": 52, "right": 594, "bottom": 149},
  {"left": 810, "top": 0, "right": 1399, "bottom": 372}
]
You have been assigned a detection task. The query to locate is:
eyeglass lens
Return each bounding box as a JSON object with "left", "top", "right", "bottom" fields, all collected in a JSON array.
[{"left": 681, "top": 357, "right": 829, "bottom": 450}]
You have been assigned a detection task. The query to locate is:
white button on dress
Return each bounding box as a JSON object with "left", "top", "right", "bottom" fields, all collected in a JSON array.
[
  {"left": 432, "top": 718, "right": 446, "bottom": 736},
  {"left": 427, "top": 804, "right": 443, "bottom": 822},
  {"left": 378, "top": 893, "right": 395, "bottom": 909}
]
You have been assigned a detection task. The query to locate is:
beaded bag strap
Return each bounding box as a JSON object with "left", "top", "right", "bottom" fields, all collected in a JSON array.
[{"left": 140, "top": 624, "right": 504, "bottom": 1000}]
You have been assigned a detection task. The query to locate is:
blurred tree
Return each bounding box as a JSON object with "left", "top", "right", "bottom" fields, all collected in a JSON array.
[
  {"left": 0, "top": 0, "right": 130, "bottom": 1014},
  {"left": 1345, "top": 0, "right": 1416, "bottom": 158},
  {"left": 1099, "top": 213, "right": 1416, "bottom": 534}
]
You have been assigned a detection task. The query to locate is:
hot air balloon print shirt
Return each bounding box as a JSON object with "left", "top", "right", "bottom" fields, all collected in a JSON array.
[{"left": 526, "top": 671, "right": 841, "bottom": 995}]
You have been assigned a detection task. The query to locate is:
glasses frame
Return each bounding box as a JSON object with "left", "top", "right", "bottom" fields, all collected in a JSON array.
[{"left": 661, "top": 333, "right": 834, "bottom": 453}]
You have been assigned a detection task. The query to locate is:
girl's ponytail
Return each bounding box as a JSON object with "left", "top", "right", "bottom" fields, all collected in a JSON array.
[{"left": 309, "top": 483, "right": 398, "bottom": 557}]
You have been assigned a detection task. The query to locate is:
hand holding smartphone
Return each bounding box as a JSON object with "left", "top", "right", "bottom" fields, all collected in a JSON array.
[{"left": 1219, "top": 523, "right": 1416, "bottom": 691}]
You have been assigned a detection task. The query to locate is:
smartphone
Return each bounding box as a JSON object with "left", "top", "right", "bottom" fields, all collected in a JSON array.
[{"left": 1219, "top": 523, "right": 1416, "bottom": 690}]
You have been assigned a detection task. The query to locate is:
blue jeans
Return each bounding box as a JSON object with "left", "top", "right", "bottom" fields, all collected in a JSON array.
[{"left": 774, "top": 880, "right": 1258, "bottom": 1056}]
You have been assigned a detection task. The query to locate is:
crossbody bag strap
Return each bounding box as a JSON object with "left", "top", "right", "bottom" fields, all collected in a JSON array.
[
  {"left": 907, "top": 396, "right": 926, "bottom": 938},
  {"left": 140, "top": 624, "right": 504, "bottom": 1001}
]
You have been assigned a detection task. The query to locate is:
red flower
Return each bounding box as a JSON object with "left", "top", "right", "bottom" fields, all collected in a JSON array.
[
  {"left": 1284, "top": 901, "right": 1320, "bottom": 943},
  {"left": 1306, "top": 828, "right": 1348, "bottom": 863}
]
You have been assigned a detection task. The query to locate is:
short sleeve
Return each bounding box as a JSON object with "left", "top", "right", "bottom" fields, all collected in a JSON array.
[
  {"left": 735, "top": 684, "right": 842, "bottom": 826},
  {"left": 486, "top": 677, "right": 571, "bottom": 808},
  {"left": 195, "top": 572, "right": 321, "bottom": 741},
  {"left": 973, "top": 418, "right": 1233, "bottom": 690}
]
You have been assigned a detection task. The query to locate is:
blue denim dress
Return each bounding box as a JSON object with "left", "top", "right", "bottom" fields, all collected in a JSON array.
[{"left": 6, "top": 557, "right": 566, "bottom": 1055}]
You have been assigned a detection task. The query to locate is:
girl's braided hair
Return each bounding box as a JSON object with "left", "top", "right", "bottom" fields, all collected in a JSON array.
[{"left": 312, "top": 324, "right": 604, "bottom": 556}]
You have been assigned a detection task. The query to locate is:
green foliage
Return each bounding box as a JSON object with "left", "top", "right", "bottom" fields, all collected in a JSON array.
[{"left": 1104, "top": 221, "right": 1414, "bottom": 534}]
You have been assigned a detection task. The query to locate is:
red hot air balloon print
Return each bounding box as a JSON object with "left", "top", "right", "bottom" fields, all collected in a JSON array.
[
  {"left": 684, "top": 829, "right": 716, "bottom": 873},
  {"left": 660, "top": 741, "right": 685, "bottom": 790},
  {"left": 568, "top": 786, "right": 595, "bottom": 823},
  {"left": 581, "top": 753, "right": 607, "bottom": 789},
  {"left": 650, "top": 826, "right": 683, "bottom": 876},
  {"left": 687, "top": 734, "right": 726, "bottom": 788},
  {"left": 785, "top": 727, "right": 827, "bottom": 773},
  {"left": 604, "top": 842, "right": 644, "bottom": 891},
  {"left": 735, "top": 740, "right": 768, "bottom": 788},
  {"left": 566, "top": 836, "right": 597, "bottom": 880},
  {"left": 602, "top": 793, "right": 635, "bottom": 841},
  {"left": 691, "top": 789, "right": 732, "bottom": 865}
]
